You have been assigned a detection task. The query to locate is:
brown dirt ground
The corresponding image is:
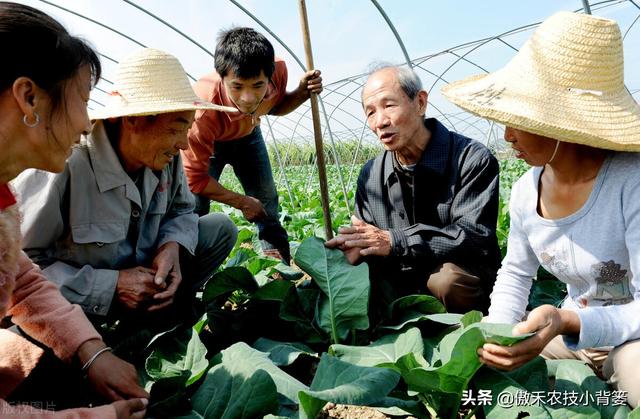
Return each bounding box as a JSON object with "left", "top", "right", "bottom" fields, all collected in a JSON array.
[{"left": 319, "top": 403, "right": 418, "bottom": 419}]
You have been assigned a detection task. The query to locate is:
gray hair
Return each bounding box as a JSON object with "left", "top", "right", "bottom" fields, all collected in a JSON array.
[{"left": 364, "top": 62, "right": 423, "bottom": 100}]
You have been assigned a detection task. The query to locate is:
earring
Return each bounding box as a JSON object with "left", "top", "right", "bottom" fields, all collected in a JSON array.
[
  {"left": 23, "top": 112, "right": 40, "bottom": 128},
  {"left": 546, "top": 139, "right": 561, "bottom": 165}
]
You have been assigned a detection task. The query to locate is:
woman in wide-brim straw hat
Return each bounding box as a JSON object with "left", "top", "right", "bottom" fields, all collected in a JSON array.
[
  {"left": 443, "top": 11, "right": 640, "bottom": 407},
  {"left": 13, "top": 48, "right": 239, "bottom": 352}
]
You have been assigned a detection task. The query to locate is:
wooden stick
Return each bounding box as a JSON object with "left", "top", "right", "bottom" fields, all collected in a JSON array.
[{"left": 297, "top": 0, "right": 333, "bottom": 239}]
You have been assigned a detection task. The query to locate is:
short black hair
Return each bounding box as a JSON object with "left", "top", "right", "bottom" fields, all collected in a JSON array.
[
  {"left": 0, "top": 2, "right": 101, "bottom": 117},
  {"left": 214, "top": 27, "right": 275, "bottom": 80}
]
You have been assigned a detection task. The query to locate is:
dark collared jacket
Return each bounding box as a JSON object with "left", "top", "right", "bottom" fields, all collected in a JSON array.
[{"left": 355, "top": 118, "right": 500, "bottom": 287}]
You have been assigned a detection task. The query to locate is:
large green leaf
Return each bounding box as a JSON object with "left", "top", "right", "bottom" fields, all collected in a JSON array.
[
  {"left": 253, "top": 280, "right": 293, "bottom": 302},
  {"left": 382, "top": 312, "right": 463, "bottom": 331},
  {"left": 402, "top": 322, "right": 534, "bottom": 418},
  {"left": 388, "top": 294, "right": 446, "bottom": 318},
  {"left": 246, "top": 255, "right": 280, "bottom": 276},
  {"left": 404, "top": 327, "right": 484, "bottom": 393},
  {"left": 370, "top": 396, "right": 425, "bottom": 418},
  {"left": 225, "top": 248, "right": 256, "bottom": 268},
  {"left": 476, "top": 322, "right": 535, "bottom": 346},
  {"left": 552, "top": 359, "right": 629, "bottom": 419},
  {"left": 145, "top": 326, "right": 208, "bottom": 386},
  {"left": 382, "top": 294, "right": 452, "bottom": 330},
  {"left": 202, "top": 266, "right": 258, "bottom": 303},
  {"left": 192, "top": 366, "right": 279, "bottom": 419},
  {"left": 172, "top": 411, "right": 205, "bottom": 419},
  {"left": 474, "top": 357, "right": 556, "bottom": 419},
  {"left": 294, "top": 237, "right": 370, "bottom": 343},
  {"left": 403, "top": 330, "right": 485, "bottom": 417},
  {"left": 280, "top": 287, "right": 319, "bottom": 324},
  {"left": 460, "top": 310, "right": 483, "bottom": 327},
  {"left": 279, "top": 286, "right": 326, "bottom": 343},
  {"left": 298, "top": 354, "right": 401, "bottom": 419},
  {"left": 273, "top": 262, "right": 304, "bottom": 281},
  {"left": 203, "top": 342, "right": 308, "bottom": 406},
  {"left": 330, "top": 327, "right": 424, "bottom": 367},
  {"left": 147, "top": 373, "right": 192, "bottom": 417},
  {"left": 528, "top": 277, "right": 567, "bottom": 310},
  {"left": 474, "top": 357, "right": 631, "bottom": 419},
  {"left": 253, "top": 338, "right": 317, "bottom": 366}
]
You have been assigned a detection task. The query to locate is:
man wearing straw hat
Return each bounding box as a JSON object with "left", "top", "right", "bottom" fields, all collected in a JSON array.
[
  {"left": 184, "top": 27, "right": 323, "bottom": 264},
  {"left": 326, "top": 63, "right": 501, "bottom": 315},
  {"left": 443, "top": 11, "right": 640, "bottom": 407},
  {"left": 13, "top": 48, "right": 238, "bottom": 335}
]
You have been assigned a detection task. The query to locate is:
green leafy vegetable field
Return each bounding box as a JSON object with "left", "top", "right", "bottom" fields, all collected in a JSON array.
[{"left": 109, "top": 161, "right": 637, "bottom": 418}]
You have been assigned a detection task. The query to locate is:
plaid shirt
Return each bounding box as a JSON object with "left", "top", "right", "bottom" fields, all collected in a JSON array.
[{"left": 355, "top": 118, "right": 501, "bottom": 282}]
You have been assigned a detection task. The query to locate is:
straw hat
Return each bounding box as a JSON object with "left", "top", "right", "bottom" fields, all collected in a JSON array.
[
  {"left": 441, "top": 11, "right": 640, "bottom": 151},
  {"left": 90, "top": 48, "right": 237, "bottom": 120}
]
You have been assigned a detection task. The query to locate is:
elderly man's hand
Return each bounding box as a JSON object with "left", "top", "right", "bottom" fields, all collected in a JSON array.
[
  {"left": 149, "top": 241, "right": 182, "bottom": 312},
  {"left": 299, "top": 70, "right": 323, "bottom": 97},
  {"left": 325, "top": 235, "right": 363, "bottom": 265},
  {"left": 325, "top": 216, "right": 392, "bottom": 260},
  {"left": 78, "top": 339, "right": 149, "bottom": 401},
  {"left": 116, "top": 267, "right": 164, "bottom": 310}
]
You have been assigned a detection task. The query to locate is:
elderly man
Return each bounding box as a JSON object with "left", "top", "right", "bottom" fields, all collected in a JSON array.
[
  {"left": 326, "top": 65, "right": 500, "bottom": 314},
  {"left": 13, "top": 49, "right": 238, "bottom": 335}
]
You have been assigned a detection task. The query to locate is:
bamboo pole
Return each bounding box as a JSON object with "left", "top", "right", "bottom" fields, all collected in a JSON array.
[{"left": 297, "top": 0, "right": 333, "bottom": 239}]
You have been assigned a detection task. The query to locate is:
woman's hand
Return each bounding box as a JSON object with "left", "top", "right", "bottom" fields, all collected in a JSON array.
[
  {"left": 477, "top": 305, "right": 580, "bottom": 370},
  {"left": 112, "top": 398, "right": 148, "bottom": 419},
  {"left": 78, "top": 339, "right": 149, "bottom": 401}
]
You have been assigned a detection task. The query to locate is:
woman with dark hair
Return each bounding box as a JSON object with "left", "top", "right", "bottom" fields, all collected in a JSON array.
[{"left": 0, "top": 2, "right": 148, "bottom": 417}]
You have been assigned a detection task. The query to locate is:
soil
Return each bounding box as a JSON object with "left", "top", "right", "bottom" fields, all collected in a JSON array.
[{"left": 320, "top": 403, "right": 418, "bottom": 419}]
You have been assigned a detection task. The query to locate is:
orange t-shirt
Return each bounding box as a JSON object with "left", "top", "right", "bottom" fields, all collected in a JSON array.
[{"left": 182, "top": 59, "right": 288, "bottom": 193}]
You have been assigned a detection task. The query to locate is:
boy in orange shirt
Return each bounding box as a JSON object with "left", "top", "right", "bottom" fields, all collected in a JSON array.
[{"left": 183, "top": 27, "right": 322, "bottom": 263}]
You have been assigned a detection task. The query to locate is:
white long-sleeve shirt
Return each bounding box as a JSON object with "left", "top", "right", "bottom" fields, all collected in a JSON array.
[{"left": 487, "top": 151, "right": 640, "bottom": 350}]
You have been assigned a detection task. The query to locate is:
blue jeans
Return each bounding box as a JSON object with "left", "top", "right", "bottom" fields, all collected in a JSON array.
[{"left": 195, "top": 127, "right": 290, "bottom": 260}]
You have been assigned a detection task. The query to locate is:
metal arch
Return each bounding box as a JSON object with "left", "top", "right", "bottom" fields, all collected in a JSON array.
[
  {"left": 227, "top": 0, "right": 306, "bottom": 71},
  {"left": 36, "top": 0, "right": 198, "bottom": 82},
  {"left": 317, "top": 99, "right": 351, "bottom": 213},
  {"left": 369, "top": 0, "right": 412, "bottom": 68},
  {"left": 445, "top": 113, "right": 492, "bottom": 140},
  {"left": 121, "top": 0, "right": 214, "bottom": 58},
  {"left": 496, "top": 38, "right": 519, "bottom": 52},
  {"left": 438, "top": 51, "right": 491, "bottom": 74},
  {"left": 263, "top": 116, "right": 295, "bottom": 207},
  {"left": 346, "top": 121, "right": 372, "bottom": 199},
  {"left": 89, "top": 98, "right": 104, "bottom": 107},
  {"left": 227, "top": 0, "right": 347, "bottom": 207},
  {"left": 99, "top": 54, "right": 118, "bottom": 64},
  {"left": 623, "top": 13, "right": 640, "bottom": 40},
  {"left": 37, "top": 0, "right": 145, "bottom": 48},
  {"left": 426, "top": 35, "right": 522, "bottom": 95}
]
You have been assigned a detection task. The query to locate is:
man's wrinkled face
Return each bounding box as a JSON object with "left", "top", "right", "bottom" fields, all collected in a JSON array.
[
  {"left": 362, "top": 68, "right": 426, "bottom": 153},
  {"left": 127, "top": 111, "right": 195, "bottom": 171}
]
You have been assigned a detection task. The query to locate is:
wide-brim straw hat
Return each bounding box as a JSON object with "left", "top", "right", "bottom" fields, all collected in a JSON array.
[
  {"left": 90, "top": 48, "right": 237, "bottom": 120},
  {"left": 441, "top": 11, "right": 640, "bottom": 151}
]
